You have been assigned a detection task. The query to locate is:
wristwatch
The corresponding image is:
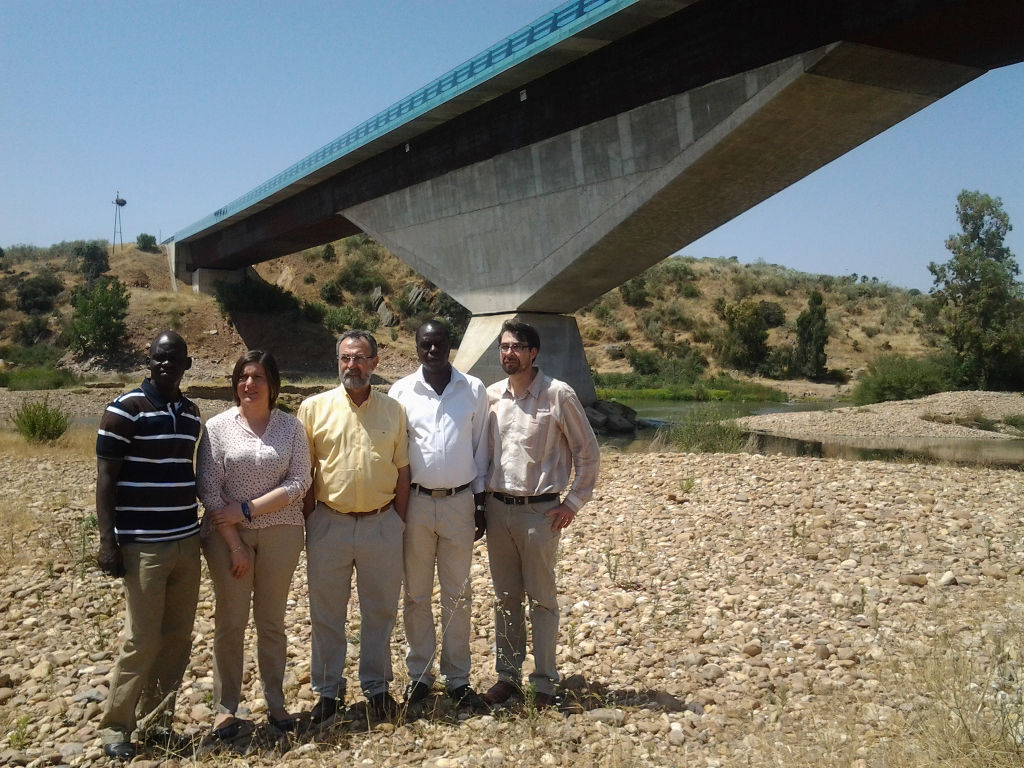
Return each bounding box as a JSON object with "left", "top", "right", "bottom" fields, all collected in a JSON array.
[{"left": 241, "top": 501, "right": 252, "bottom": 523}]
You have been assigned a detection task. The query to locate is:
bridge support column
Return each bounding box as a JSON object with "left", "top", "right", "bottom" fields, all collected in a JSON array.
[{"left": 453, "top": 313, "right": 595, "bottom": 406}]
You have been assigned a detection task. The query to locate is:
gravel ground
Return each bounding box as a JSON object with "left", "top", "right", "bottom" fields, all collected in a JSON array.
[{"left": 1, "top": 390, "right": 1023, "bottom": 767}]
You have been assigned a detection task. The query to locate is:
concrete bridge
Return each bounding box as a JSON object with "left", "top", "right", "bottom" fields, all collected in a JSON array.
[{"left": 168, "top": 0, "right": 1024, "bottom": 402}]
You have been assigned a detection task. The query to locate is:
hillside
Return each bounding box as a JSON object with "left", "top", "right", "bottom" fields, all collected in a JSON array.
[{"left": 0, "top": 238, "right": 935, "bottom": 390}]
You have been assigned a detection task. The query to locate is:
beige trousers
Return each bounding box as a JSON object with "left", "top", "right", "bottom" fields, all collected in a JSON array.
[
  {"left": 99, "top": 536, "right": 201, "bottom": 744},
  {"left": 485, "top": 496, "right": 561, "bottom": 696},
  {"left": 202, "top": 523, "right": 304, "bottom": 715},
  {"left": 403, "top": 488, "right": 476, "bottom": 691},
  {"left": 306, "top": 501, "right": 404, "bottom": 699}
]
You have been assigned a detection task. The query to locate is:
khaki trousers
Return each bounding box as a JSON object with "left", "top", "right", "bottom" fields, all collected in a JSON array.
[
  {"left": 306, "top": 501, "right": 404, "bottom": 699},
  {"left": 403, "top": 489, "right": 476, "bottom": 691},
  {"left": 99, "top": 536, "right": 200, "bottom": 744},
  {"left": 485, "top": 496, "right": 561, "bottom": 696},
  {"left": 202, "top": 523, "right": 304, "bottom": 715}
]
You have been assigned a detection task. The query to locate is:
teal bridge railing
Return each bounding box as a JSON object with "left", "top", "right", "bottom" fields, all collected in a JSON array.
[{"left": 172, "top": 0, "right": 637, "bottom": 243}]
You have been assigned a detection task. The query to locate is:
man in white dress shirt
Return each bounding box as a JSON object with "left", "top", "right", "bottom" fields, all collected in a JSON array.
[{"left": 389, "top": 320, "right": 489, "bottom": 711}]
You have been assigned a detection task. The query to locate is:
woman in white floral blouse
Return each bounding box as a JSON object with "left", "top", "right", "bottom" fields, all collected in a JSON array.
[{"left": 197, "top": 350, "right": 311, "bottom": 738}]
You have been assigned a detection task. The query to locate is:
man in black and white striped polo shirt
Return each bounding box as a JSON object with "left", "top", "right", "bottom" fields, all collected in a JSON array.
[{"left": 94, "top": 331, "right": 202, "bottom": 761}]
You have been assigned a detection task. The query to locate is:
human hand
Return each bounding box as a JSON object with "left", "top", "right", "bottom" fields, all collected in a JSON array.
[
  {"left": 97, "top": 540, "right": 125, "bottom": 577},
  {"left": 229, "top": 544, "right": 251, "bottom": 579},
  {"left": 474, "top": 508, "right": 486, "bottom": 541},
  {"left": 545, "top": 503, "right": 575, "bottom": 532},
  {"left": 212, "top": 502, "right": 245, "bottom": 527}
]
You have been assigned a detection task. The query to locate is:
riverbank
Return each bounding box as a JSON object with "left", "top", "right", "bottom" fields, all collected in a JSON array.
[
  {"left": 736, "top": 390, "right": 1024, "bottom": 441},
  {"left": 1, "top": 397, "right": 1023, "bottom": 766}
]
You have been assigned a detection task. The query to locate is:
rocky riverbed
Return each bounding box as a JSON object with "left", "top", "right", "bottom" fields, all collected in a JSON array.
[{"left": 1, "top": 391, "right": 1023, "bottom": 767}]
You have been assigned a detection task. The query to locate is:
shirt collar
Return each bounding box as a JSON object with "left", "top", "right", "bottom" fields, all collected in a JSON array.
[
  {"left": 141, "top": 377, "right": 182, "bottom": 410},
  {"left": 414, "top": 364, "right": 464, "bottom": 393},
  {"left": 503, "top": 368, "right": 542, "bottom": 400}
]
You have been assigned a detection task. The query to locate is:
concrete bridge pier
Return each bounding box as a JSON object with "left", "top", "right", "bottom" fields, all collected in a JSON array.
[{"left": 454, "top": 313, "right": 595, "bottom": 405}]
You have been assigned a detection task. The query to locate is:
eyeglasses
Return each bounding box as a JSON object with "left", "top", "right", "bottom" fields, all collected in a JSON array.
[
  {"left": 339, "top": 354, "right": 372, "bottom": 364},
  {"left": 498, "top": 343, "right": 530, "bottom": 353}
]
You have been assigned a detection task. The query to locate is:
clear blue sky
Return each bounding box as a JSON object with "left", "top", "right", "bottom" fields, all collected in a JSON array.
[{"left": 2, "top": 1, "right": 1021, "bottom": 291}]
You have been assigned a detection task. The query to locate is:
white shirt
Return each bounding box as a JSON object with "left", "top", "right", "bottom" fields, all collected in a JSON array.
[{"left": 389, "top": 365, "right": 488, "bottom": 492}]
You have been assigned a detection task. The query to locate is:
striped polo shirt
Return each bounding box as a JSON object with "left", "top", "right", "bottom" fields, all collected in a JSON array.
[{"left": 96, "top": 379, "right": 202, "bottom": 543}]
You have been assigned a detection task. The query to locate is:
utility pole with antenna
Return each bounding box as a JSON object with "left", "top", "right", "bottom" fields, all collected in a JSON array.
[{"left": 112, "top": 192, "right": 126, "bottom": 254}]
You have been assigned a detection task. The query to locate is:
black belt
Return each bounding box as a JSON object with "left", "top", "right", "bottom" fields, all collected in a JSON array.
[
  {"left": 491, "top": 491, "right": 560, "bottom": 506},
  {"left": 412, "top": 482, "right": 471, "bottom": 498}
]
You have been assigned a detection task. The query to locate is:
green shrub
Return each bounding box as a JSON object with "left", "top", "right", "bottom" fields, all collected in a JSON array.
[
  {"left": 0, "top": 343, "right": 63, "bottom": 368},
  {"left": 1003, "top": 414, "right": 1024, "bottom": 431},
  {"left": 136, "top": 233, "right": 158, "bottom": 253},
  {"left": 619, "top": 276, "right": 650, "bottom": 308},
  {"left": 13, "top": 396, "right": 69, "bottom": 441},
  {"left": 758, "top": 301, "right": 786, "bottom": 328},
  {"left": 66, "top": 277, "right": 130, "bottom": 357},
  {"left": 14, "top": 314, "right": 50, "bottom": 345},
  {"left": 321, "top": 243, "right": 337, "bottom": 262},
  {"left": 73, "top": 240, "right": 110, "bottom": 279},
  {"left": 852, "top": 353, "right": 956, "bottom": 405},
  {"left": 6, "top": 366, "right": 78, "bottom": 390},
  {"left": 214, "top": 277, "right": 299, "bottom": 315},
  {"left": 658, "top": 411, "right": 745, "bottom": 453},
  {"left": 16, "top": 271, "right": 63, "bottom": 313}
]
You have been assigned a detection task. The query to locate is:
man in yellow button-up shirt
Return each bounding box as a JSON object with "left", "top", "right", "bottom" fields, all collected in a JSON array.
[{"left": 298, "top": 330, "right": 410, "bottom": 722}]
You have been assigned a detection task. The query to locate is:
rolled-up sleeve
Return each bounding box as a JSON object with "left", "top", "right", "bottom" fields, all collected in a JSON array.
[{"left": 557, "top": 388, "right": 600, "bottom": 513}]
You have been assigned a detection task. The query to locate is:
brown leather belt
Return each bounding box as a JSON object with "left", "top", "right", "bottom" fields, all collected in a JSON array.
[
  {"left": 347, "top": 503, "right": 392, "bottom": 517},
  {"left": 491, "top": 491, "right": 560, "bottom": 506},
  {"left": 412, "top": 482, "right": 471, "bottom": 498}
]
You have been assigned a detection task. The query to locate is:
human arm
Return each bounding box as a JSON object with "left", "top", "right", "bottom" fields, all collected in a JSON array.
[
  {"left": 206, "top": 412, "right": 314, "bottom": 526},
  {"left": 393, "top": 465, "right": 410, "bottom": 522},
  {"left": 471, "top": 381, "right": 489, "bottom": 539},
  {"left": 551, "top": 385, "right": 600, "bottom": 528},
  {"left": 216, "top": 519, "right": 251, "bottom": 578},
  {"left": 96, "top": 457, "right": 125, "bottom": 577}
]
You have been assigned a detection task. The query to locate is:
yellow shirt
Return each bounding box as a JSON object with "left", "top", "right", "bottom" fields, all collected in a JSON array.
[{"left": 297, "top": 386, "right": 409, "bottom": 514}]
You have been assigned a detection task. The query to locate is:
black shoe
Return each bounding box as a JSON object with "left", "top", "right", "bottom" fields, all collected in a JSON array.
[
  {"left": 367, "top": 691, "right": 399, "bottom": 720},
  {"left": 103, "top": 742, "right": 136, "bottom": 761},
  {"left": 534, "top": 691, "right": 561, "bottom": 711},
  {"left": 310, "top": 696, "right": 340, "bottom": 723},
  {"left": 404, "top": 680, "right": 432, "bottom": 705},
  {"left": 268, "top": 714, "right": 297, "bottom": 732},
  {"left": 212, "top": 719, "right": 240, "bottom": 741},
  {"left": 448, "top": 684, "right": 488, "bottom": 711}
]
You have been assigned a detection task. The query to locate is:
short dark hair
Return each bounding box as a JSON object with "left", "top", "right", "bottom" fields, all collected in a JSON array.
[
  {"left": 416, "top": 319, "right": 451, "bottom": 344},
  {"left": 231, "top": 349, "right": 281, "bottom": 409},
  {"left": 336, "top": 329, "right": 378, "bottom": 358},
  {"left": 500, "top": 320, "right": 540, "bottom": 351}
]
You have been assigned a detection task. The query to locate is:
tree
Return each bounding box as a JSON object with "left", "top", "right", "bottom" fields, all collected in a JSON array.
[
  {"left": 74, "top": 240, "right": 109, "bottom": 280},
  {"left": 716, "top": 299, "right": 768, "bottom": 371},
  {"left": 928, "top": 190, "right": 1024, "bottom": 389},
  {"left": 794, "top": 290, "right": 828, "bottom": 379},
  {"left": 136, "top": 233, "right": 157, "bottom": 252},
  {"left": 66, "top": 277, "right": 130, "bottom": 357},
  {"left": 16, "top": 270, "right": 64, "bottom": 313},
  {"left": 321, "top": 243, "right": 336, "bottom": 262}
]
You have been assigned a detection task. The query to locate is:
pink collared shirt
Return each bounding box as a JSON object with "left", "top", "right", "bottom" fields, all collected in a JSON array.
[{"left": 485, "top": 369, "right": 599, "bottom": 512}]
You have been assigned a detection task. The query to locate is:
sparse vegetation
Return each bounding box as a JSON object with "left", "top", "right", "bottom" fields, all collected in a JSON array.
[
  {"left": 653, "top": 410, "right": 746, "bottom": 453},
  {"left": 12, "top": 396, "right": 70, "bottom": 442}
]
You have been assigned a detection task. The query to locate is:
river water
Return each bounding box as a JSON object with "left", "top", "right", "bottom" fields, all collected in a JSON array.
[{"left": 603, "top": 399, "right": 1024, "bottom": 468}]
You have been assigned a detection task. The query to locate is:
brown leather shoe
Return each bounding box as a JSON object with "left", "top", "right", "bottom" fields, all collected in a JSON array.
[{"left": 482, "top": 680, "right": 521, "bottom": 706}]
